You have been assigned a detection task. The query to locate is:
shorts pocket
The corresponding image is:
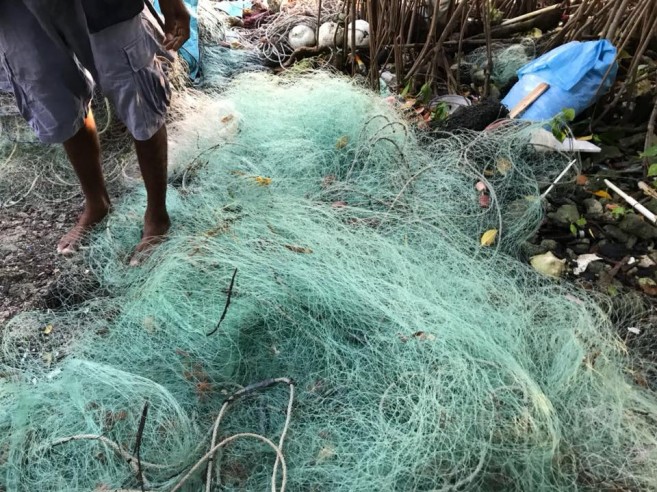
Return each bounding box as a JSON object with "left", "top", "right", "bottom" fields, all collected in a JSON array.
[{"left": 124, "top": 32, "right": 154, "bottom": 73}]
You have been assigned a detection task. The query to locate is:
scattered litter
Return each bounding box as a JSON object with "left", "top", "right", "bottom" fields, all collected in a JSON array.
[
  {"left": 347, "top": 20, "right": 370, "bottom": 48},
  {"left": 502, "top": 40, "right": 618, "bottom": 121},
  {"left": 289, "top": 25, "right": 316, "bottom": 49},
  {"left": 432, "top": 95, "right": 471, "bottom": 115},
  {"left": 530, "top": 129, "right": 601, "bottom": 153},
  {"left": 574, "top": 254, "right": 602, "bottom": 275},
  {"left": 628, "top": 327, "right": 641, "bottom": 335}
]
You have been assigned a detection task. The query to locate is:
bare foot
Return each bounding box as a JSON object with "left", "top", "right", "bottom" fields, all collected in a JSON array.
[
  {"left": 57, "top": 200, "right": 110, "bottom": 255},
  {"left": 129, "top": 211, "right": 171, "bottom": 266}
]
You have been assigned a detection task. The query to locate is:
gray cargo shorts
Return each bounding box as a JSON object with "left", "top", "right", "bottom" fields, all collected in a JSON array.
[{"left": 0, "top": 1, "right": 171, "bottom": 144}]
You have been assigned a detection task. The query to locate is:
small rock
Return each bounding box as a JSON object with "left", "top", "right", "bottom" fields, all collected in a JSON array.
[
  {"left": 598, "top": 241, "right": 630, "bottom": 260},
  {"left": 548, "top": 204, "right": 579, "bottom": 227},
  {"left": 644, "top": 199, "right": 657, "bottom": 215},
  {"left": 619, "top": 214, "right": 657, "bottom": 240},
  {"left": 583, "top": 198, "right": 603, "bottom": 218},
  {"left": 586, "top": 260, "right": 607, "bottom": 275},
  {"left": 572, "top": 239, "right": 590, "bottom": 255},
  {"left": 603, "top": 225, "right": 630, "bottom": 244},
  {"left": 539, "top": 239, "right": 559, "bottom": 251},
  {"left": 521, "top": 242, "right": 547, "bottom": 258}
]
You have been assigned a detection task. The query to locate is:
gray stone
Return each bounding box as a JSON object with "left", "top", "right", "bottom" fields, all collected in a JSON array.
[
  {"left": 619, "top": 213, "right": 657, "bottom": 240},
  {"left": 586, "top": 260, "right": 607, "bottom": 275},
  {"left": 539, "top": 239, "right": 559, "bottom": 251},
  {"left": 583, "top": 198, "right": 603, "bottom": 218},
  {"left": 572, "top": 239, "right": 591, "bottom": 255},
  {"left": 548, "top": 204, "right": 580, "bottom": 227},
  {"left": 603, "top": 224, "right": 630, "bottom": 244}
]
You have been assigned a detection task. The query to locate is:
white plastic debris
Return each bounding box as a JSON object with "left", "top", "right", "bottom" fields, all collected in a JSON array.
[
  {"left": 530, "top": 129, "right": 601, "bottom": 153},
  {"left": 639, "top": 255, "right": 656, "bottom": 268},
  {"left": 347, "top": 20, "right": 370, "bottom": 48},
  {"left": 530, "top": 251, "right": 566, "bottom": 278},
  {"left": 627, "top": 327, "right": 641, "bottom": 335},
  {"left": 434, "top": 94, "right": 471, "bottom": 114},
  {"left": 318, "top": 22, "right": 340, "bottom": 48},
  {"left": 288, "top": 25, "right": 316, "bottom": 49},
  {"left": 574, "top": 254, "right": 602, "bottom": 275}
]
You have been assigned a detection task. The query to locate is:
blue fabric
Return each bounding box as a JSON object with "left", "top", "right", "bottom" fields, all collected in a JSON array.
[
  {"left": 153, "top": 0, "right": 200, "bottom": 80},
  {"left": 501, "top": 40, "right": 618, "bottom": 121}
]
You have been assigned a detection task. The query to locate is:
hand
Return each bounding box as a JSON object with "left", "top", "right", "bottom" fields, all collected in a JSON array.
[{"left": 158, "top": 0, "right": 191, "bottom": 51}]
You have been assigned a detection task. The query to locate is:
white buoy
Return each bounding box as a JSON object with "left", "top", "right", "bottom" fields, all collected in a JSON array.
[
  {"left": 318, "top": 22, "right": 340, "bottom": 48},
  {"left": 288, "top": 25, "right": 316, "bottom": 49},
  {"left": 347, "top": 19, "right": 370, "bottom": 48}
]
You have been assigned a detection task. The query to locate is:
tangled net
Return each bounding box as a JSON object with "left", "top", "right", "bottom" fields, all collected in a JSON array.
[
  {"left": 2, "top": 68, "right": 657, "bottom": 491},
  {"left": 463, "top": 40, "right": 536, "bottom": 88}
]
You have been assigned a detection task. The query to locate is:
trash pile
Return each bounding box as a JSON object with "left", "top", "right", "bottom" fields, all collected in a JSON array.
[
  {"left": 2, "top": 1, "right": 657, "bottom": 491},
  {"left": 2, "top": 69, "right": 657, "bottom": 491}
]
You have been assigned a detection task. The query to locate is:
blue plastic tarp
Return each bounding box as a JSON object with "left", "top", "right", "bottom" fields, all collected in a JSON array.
[
  {"left": 153, "top": 0, "right": 201, "bottom": 80},
  {"left": 501, "top": 40, "right": 618, "bottom": 121}
]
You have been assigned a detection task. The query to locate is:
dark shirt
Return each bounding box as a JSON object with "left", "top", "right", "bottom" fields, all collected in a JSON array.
[{"left": 81, "top": 0, "right": 145, "bottom": 33}]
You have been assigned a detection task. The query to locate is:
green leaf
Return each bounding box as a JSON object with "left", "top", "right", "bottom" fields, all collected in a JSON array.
[
  {"left": 641, "top": 145, "right": 657, "bottom": 159},
  {"left": 607, "top": 285, "right": 619, "bottom": 296},
  {"left": 401, "top": 80, "right": 412, "bottom": 98},
  {"left": 562, "top": 108, "right": 576, "bottom": 122},
  {"left": 418, "top": 82, "right": 432, "bottom": 104},
  {"left": 575, "top": 217, "right": 587, "bottom": 227},
  {"left": 648, "top": 163, "right": 657, "bottom": 177},
  {"left": 431, "top": 102, "right": 449, "bottom": 122},
  {"left": 611, "top": 206, "right": 627, "bottom": 218},
  {"left": 570, "top": 223, "right": 578, "bottom": 236}
]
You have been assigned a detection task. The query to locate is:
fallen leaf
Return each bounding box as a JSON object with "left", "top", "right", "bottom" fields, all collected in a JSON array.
[
  {"left": 576, "top": 175, "right": 588, "bottom": 186},
  {"left": 335, "top": 136, "right": 349, "bottom": 149},
  {"left": 254, "top": 176, "right": 272, "bottom": 186},
  {"left": 479, "top": 194, "right": 491, "bottom": 208},
  {"left": 331, "top": 201, "right": 348, "bottom": 208},
  {"left": 42, "top": 352, "right": 53, "bottom": 366},
  {"left": 221, "top": 114, "right": 235, "bottom": 123},
  {"left": 43, "top": 324, "right": 53, "bottom": 335},
  {"left": 317, "top": 446, "right": 336, "bottom": 463},
  {"left": 412, "top": 331, "right": 436, "bottom": 341},
  {"left": 496, "top": 158, "right": 512, "bottom": 175},
  {"left": 285, "top": 244, "right": 313, "bottom": 254},
  {"left": 638, "top": 277, "right": 657, "bottom": 296},
  {"left": 592, "top": 190, "right": 612, "bottom": 200},
  {"left": 480, "top": 229, "right": 498, "bottom": 246}
]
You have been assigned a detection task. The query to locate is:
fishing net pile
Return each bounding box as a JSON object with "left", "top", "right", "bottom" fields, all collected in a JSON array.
[{"left": 2, "top": 70, "right": 657, "bottom": 491}]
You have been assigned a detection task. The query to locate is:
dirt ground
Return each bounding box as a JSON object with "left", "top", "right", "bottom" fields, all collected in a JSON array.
[{"left": 0, "top": 201, "right": 87, "bottom": 325}]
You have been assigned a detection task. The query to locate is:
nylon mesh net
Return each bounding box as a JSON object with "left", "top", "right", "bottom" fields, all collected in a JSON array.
[{"left": 2, "top": 68, "right": 657, "bottom": 491}]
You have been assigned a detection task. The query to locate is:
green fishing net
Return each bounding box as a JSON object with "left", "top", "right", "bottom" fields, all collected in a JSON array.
[{"left": 2, "top": 69, "right": 657, "bottom": 492}]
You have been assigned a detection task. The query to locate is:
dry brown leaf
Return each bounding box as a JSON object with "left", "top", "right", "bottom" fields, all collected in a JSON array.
[
  {"left": 254, "top": 176, "right": 272, "bottom": 186},
  {"left": 43, "top": 324, "right": 53, "bottom": 335},
  {"left": 575, "top": 174, "right": 588, "bottom": 186},
  {"left": 336, "top": 136, "right": 349, "bottom": 149},
  {"left": 496, "top": 158, "right": 512, "bottom": 175},
  {"left": 592, "top": 190, "right": 612, "bottom": 200},
  {"left": 285, "top": 244, "right": 313, "bottom": 254}
]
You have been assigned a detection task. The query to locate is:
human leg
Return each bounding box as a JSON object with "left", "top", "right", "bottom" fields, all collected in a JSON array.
[
  {"left": 132, "top": 124, "right": 171, "bottom": 261},
  {"left": 58, "top": 112, "right": 111, "bottom": 255}
]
